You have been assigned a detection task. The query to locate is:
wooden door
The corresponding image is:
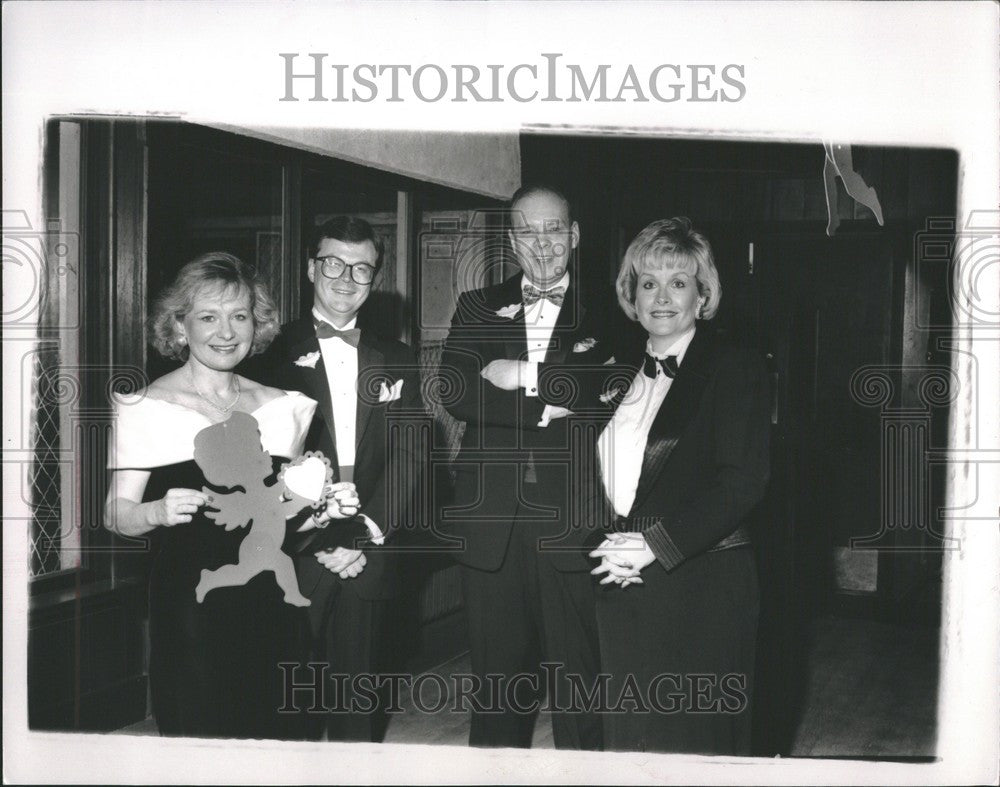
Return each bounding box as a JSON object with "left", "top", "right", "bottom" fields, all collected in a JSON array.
[{"left": 747, "top": 228, "right": 909, "bottom": 753}]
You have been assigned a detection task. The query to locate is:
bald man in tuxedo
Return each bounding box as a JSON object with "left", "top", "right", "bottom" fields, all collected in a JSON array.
[{"left": 439, "top": 185, "right": 615, "bottom": 749}]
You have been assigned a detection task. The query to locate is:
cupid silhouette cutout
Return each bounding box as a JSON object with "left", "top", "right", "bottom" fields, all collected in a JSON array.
[{"left": 192, "top": 410, "right": 332, "bottom": 606}]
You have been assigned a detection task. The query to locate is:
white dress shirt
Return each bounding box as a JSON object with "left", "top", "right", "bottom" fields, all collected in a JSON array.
[
  {"left": 312, "top": 308, "right": 383, "bottom": 544},
  {"left": 314, "top": 308, "right": 359, "bottom": 467},
  {"left": 521, "top": 271, "right": 569, "bottom": 398},
  {"left": 598, "top": 328, "right": 696, "bottom": 517}
]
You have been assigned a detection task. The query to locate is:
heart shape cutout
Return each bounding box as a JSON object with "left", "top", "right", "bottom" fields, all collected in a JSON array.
[{"left": 282, "top": 456, "right": 327, "bottom": 503}]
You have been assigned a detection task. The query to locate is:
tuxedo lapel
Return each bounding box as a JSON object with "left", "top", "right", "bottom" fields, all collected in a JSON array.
[
  {"left": 544, "top": 280, "right": 585, "bottom": 364},
  {"left": 287, "top": 324, "right": 339, "bottom": 466},
  {"left": 588, "top": 343, "right": 644, "bottom": 524},
  {"left": 355, "top": 334, "right": 384, "bottom": 454},
  {"left": 492, "top": 275, "right": 528, "bottom": 361},
  {"left": 630, "top": 329, "right": 716, "bottom": 513},
  {"left": 508, "top": 310, "right": 528, "bottom": 362}
]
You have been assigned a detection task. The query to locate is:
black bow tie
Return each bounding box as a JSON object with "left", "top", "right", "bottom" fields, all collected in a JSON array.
[
  {"left": 314, "top": 319, "right": 361, "bottom": 347},
  {"left": 642, "top": 353, "right": 679, "bottom": 379},
  {"left": 522, "top": 285, "right": 566, "bottom": 307}
]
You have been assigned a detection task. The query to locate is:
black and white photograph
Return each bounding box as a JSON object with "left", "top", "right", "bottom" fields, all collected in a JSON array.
[{"left": 4, "top": 2, "right": 998, "bottom": 784}]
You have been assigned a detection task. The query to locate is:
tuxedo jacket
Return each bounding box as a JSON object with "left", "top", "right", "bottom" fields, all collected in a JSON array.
[
  {"left": 537, "top": 325, "right": 771, "bottom": 574},
  {"left": 439, "top": 273, "right": 615, "bottom": 572},
  {"left": 245, "top": 316, "right": 425, "bottom": 602}
]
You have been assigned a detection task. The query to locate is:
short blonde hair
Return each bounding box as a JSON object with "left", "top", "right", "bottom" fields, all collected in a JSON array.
[
  {"left": 615, "top": 217, "right": 721, "bottom": 322},
  {"left": 148, "top": 252, "right": 280, "bottom": 361}
]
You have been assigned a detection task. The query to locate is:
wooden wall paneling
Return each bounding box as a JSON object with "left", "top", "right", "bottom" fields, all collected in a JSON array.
[
  {"left": 396, "top": 190, "right": 414, "bottom": 345},
  {"left": 280, "top": 161, "right": 302, "bottom": 322},
  {"left": 29, "top": 582, "right": 148, "bottom": 731},
  {"left": 772, "top": 177, "right": 807, "bottom": 222},
  {"left": 879, "top": 148, "right": 912, "bottom": 225},
  {"left": 28, "top": 119, "right": 153, "bottom": 733},
  {"left": 906, "top": 148, "right": 960, "bottom": 222},
  {"left": 851, "top": 147, "right": 883, "bottom": 221},
  {"left": 108, "top": 121, "right": 154, "bottom": 585},
  {"left": 111, "top": 121, "right": 149, "bottom": 374},
  {"left": 802, "top": 173, "right": 829, "bottom": 222}
]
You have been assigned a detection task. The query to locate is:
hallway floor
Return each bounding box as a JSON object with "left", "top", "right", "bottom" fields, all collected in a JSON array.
[{"left": 118, "top": 615, "right": 939, "bottom": 758}]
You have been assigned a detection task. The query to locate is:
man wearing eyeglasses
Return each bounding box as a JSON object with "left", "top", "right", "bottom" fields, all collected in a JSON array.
[{"left": 246, "top": 215, "right": 423, "bottom": 741}]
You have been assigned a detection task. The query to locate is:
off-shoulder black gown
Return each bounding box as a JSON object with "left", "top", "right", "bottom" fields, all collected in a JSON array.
[{"left": 110, "top": 392, "right": 318, "bottom": 740}]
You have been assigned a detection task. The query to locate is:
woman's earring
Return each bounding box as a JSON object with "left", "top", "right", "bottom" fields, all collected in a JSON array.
[{"left": 179, "top": 336, "right": 187, "bottom": 346}]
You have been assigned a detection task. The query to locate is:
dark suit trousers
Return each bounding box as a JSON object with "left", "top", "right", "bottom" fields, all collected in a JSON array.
[
  {"left": 304, "top": 572, "right": 386, "bottom": 742},
  {"left": 460, "top": 519, "right": 603, "bottom": 750},
  {"left": 597, "top": 546, "right": 759, "bottom": 755}
]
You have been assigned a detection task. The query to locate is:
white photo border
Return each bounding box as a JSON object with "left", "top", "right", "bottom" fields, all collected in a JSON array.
[{"left": 3, "top": 1, "right": 998, "bottom": 784}]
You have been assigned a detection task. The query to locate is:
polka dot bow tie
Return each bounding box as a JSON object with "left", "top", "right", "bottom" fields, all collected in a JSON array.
[{"left": 522, "top": 285, "right": 566, "bottom": 307}]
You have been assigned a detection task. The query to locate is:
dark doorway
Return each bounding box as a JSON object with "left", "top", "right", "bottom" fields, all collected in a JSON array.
[{"left": 520, "top": 132, "right": 956, "bottom": 754}]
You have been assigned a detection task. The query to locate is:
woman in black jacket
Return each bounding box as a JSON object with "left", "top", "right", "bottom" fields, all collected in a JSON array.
[
  {"left": 483, "top": 217, "right": 770, "bottom": 753},
  {"left": 516, "top": 217, "right": 769, "bottom": 754}
]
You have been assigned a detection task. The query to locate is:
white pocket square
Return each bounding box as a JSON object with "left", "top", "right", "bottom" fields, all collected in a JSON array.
[{"left": 378, "top": 379, "right": 403, "bottom": 403}]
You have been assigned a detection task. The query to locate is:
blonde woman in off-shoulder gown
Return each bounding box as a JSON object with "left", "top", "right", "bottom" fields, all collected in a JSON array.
[{"left": 105, "top": 253, "right": 358, "bottom": 739}]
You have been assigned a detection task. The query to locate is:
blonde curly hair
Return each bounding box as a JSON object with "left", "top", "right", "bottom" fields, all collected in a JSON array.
[{"left": 147, "top": 252, "right": 279, "bottom": 361}]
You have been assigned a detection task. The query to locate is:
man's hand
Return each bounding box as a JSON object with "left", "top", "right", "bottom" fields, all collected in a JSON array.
[
  {"left": 537, "top": 404, "right": 572, "bottom": 427},
  {"left": 296, "top": 481, "right": 361, "bottom": 532},
  {"left": 481, "top": 359, "right": 527, "bottom": 391},
  {"left": 322, "top": 481, "right": 360, "bottom": 520},
  {"left": 315, "top": 546, "right": 366, "bottom": 579}
]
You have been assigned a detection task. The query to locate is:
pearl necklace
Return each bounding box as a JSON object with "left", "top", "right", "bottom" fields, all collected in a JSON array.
[{"left": 188, "top": 366, "right": 241, "bottom": 414}]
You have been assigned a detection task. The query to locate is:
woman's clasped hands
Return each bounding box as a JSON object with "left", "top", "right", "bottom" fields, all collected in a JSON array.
[{"left": 590, "top": 532, "right": 656, "bottom": 588}]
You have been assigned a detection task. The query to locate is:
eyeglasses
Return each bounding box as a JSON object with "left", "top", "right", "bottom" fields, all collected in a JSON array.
[{"left": 314, "top": 255, "right": 376, "bottom": 285}]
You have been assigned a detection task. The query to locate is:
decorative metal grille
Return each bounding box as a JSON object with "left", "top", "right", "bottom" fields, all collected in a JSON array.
[{"left": 29, "top": 344, "right": 64, "bottom": 577}]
